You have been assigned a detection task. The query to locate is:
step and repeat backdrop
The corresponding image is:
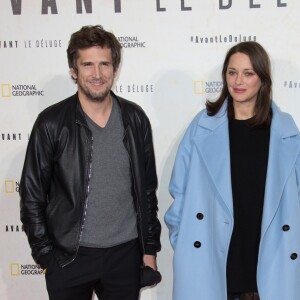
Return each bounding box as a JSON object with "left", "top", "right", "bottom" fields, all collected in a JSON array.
[{"left": 1, "top": 1, "right": 300, "bottom": 299}]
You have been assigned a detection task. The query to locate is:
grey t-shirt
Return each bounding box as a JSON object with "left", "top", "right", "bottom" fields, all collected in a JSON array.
[{"left": 79, "top": 97, "right": 138, "bottom": 248}]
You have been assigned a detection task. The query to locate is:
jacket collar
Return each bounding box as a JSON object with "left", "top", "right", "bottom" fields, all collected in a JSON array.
[
  {"left": 74, "top": 91, "right": 124, "bottom": 127},
  {"left": 197, "top": 99, "right": 228, "bottom": 131},
  {"left": 74, "top": 92, "right": 89, "bottom": 127}
]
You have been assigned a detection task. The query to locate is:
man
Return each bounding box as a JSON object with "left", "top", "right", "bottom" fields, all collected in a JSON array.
[{"left": 20, "top": 25, "right": 161, "bottom": 300}]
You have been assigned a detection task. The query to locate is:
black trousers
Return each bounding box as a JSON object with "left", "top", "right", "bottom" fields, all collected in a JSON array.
[
  {"left": 228, "top": 292, "right": 260, "bottom": 300},
  {"left": 45, "top": 239, "right": 141, "bottom": 300}
]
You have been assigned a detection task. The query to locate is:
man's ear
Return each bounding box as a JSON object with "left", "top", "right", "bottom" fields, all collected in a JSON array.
[
  {"left": 70, "top": 68, "right": 78, "bottom": 80},
  {"left": 113, "top": 68, "right": 119, "bottom": 81}
]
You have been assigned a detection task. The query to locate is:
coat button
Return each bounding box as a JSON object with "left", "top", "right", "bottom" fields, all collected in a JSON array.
[
  {"left": 291, "top": 253, "right": 298, "bottom": 260},
  {"left": 282, "top": 225, "right": 290, "bottom": 231},
  {"left": 194, "top": 241, "right": 201, "bottom": 248},
  {"left": 196, "top": 213, "right": 204, "bottom": 220}
]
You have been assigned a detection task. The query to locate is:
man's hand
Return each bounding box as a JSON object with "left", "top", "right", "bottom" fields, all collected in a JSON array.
[{"left": 143, "top": 254, "right": 157, "bottom": 270}]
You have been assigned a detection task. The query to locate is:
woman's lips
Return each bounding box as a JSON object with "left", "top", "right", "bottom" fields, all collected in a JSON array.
[{"left": 233, "top": 88, "right": 246, "bottom": 93}]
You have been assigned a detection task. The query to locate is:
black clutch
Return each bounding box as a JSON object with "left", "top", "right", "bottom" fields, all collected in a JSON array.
[{"left": 140, "top": 266, "right": 162, "bottom": 288}]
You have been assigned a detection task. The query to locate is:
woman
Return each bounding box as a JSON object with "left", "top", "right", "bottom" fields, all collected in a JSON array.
[{"left": 165, "top": 41, "right": 300, "bottom": 300}]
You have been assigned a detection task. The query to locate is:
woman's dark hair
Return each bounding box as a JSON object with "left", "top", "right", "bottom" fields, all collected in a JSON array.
[
  {"left": 206, "top": 41, "right": 272, "bottom": 127},
  {"left": 67, "top": 25, "right": 122, "bottom": 79}
]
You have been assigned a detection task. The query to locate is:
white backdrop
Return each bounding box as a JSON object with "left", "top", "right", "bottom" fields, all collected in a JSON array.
[{"left": 1, "top": 1, "right": 300, "bottom": 299}]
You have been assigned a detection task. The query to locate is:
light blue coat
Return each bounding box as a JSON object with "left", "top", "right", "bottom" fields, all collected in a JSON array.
[{"left": 165, "top": 101, "right": 300, "bottom": 300}]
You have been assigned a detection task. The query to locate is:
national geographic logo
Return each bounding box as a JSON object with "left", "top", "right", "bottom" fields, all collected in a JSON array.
[
  {"left": 118, "top": 36, "right": 146, "bottom": 48},
  {"left": 194, "top": 80, "right": 223, "bottom": 95},
  {"left": 1, "top": 84, "right": 11, "bottom": 98},
  {"left": 0, "top": 84, "right": 44, "bottom": 98},
  {"left": 3, "top": 180, "right": 19, "bottom": 193},
  {"left": 10, "top": 263, "right": 44, "bottom": 276},
  {"left": 6, "top": 225, "right": 24, "bottom": 232},
  {"left": 283, "top": 80, "right": 300, "bottom": 89},
  {"left": 114, "top": 83, "right": 154, "bottom": 94}
]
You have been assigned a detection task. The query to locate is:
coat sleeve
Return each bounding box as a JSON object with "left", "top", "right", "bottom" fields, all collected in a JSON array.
[
  {"left": 164, "top": 116, "right": 198, "bottom": 249},
  {"left": 19, "top": 115, "right": 54, "bottom": 264}
]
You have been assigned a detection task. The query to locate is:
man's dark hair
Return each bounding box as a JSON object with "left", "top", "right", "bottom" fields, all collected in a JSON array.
[{"left": 67, "top": 25, "right": 122, "bottom": 78}]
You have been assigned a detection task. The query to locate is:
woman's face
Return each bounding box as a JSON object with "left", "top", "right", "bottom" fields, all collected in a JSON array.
[{"left": 226, "top": 52, "right": 262, "bottom": 108}]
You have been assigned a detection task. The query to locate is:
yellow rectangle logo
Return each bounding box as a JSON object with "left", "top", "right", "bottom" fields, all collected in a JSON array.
[
  {"left": 10, "top": 263, "right": 20, "bottom": 276},
  {"left": 5, "top": 180, "right": 15, "bottom": 193},
  {"left": 194, "top": 80, "right": 204, "bottom": 95},
  {"left": 1, "top": 84, "right": 11, "bottom": 98}
]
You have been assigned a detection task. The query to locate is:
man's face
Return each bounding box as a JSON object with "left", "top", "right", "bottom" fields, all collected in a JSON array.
[{"left": 71, "top": 46, "right": 116, "bottom": 103}]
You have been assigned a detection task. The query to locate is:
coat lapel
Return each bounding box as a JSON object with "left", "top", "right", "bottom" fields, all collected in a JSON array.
[
  {"left": 261, "top": 103, "right": 300, "bottom": 237},
  {"left": 193, "top": 102, "right": 233, "bottom": 216}
]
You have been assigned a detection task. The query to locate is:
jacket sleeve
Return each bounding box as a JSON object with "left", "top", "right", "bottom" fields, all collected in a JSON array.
[
  {"left": 164, "top": 117, "right": 197, "bottom": 249},
  {"left": 20, "top": 115, "right": 54, "bottom": 264},
  {"left": 143, "top": 118, "right": 162, "bottom": 255}
]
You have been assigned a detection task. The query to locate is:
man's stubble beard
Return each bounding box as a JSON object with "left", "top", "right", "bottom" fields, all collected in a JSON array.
[
  {"left": 83, "top": 88, "right": 110, "bottom": 103},
  {"left": 79, "top": 81, "right": 112, "bottom": 103}
]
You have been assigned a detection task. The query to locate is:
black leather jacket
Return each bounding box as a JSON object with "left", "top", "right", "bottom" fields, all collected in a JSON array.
[{"left": 20, "top": 92, "right": 161, "bottom": 267}]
